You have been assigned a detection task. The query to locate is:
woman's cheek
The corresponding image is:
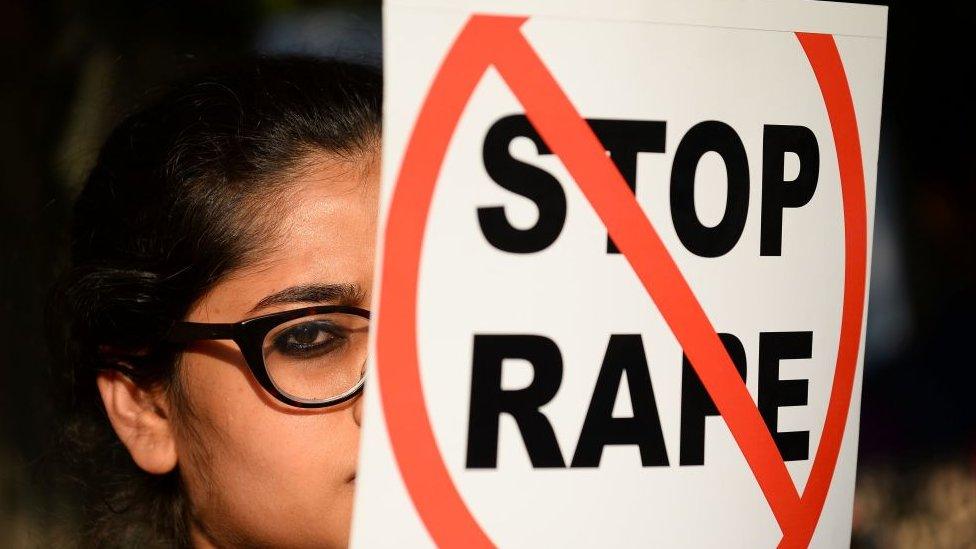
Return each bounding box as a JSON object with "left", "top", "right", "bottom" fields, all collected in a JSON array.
[{"left": 176, "top": 351, "right": 358, "bottom": 546}]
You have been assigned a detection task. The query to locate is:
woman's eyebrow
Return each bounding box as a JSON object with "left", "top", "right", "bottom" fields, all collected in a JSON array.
[{"left": 249, "top": 282, "right": 366, "bottom": 313}]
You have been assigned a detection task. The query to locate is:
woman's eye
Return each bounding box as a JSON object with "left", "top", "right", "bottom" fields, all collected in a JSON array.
[
  {"left": 273, "top": 321, "right": 343, "bottom": 357},
  {"left": 289, "top": 324, "right": 325, "bottom": 345}
]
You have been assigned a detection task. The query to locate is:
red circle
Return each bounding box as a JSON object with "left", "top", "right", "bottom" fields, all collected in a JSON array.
[{"left": 374, "top": 18, "right": 867, "bottom": 548}]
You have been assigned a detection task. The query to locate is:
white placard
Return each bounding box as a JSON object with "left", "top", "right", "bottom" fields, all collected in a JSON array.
[{"left": 353, "top": 1, "right": 886, "bottom": 546}]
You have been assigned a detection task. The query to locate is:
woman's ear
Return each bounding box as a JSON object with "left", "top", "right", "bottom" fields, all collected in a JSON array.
[{"left": 96, "top": 369, "right": 178, "bottom": 474}]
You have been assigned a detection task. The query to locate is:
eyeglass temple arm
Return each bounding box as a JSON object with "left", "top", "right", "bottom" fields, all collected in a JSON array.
[{"left": 165, "top": 321, "right": 239, "bottom": 343}]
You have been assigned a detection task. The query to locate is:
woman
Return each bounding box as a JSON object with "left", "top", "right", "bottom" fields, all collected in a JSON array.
[{"left": 52, "top": 56, "right": 380, "bottom": 548}]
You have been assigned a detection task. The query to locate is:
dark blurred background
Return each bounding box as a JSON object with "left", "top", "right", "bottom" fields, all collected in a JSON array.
[{"left": 0, "top": 1, "right": 972, "bottom": 547}]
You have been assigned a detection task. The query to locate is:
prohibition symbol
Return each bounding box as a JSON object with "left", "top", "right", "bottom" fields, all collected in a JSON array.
[{"left": 375, "top": 14, "right": 868, "bottom": 548}]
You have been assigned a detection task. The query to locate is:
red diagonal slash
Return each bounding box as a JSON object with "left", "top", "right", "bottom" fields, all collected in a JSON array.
[{"left": 376, "top": 15, "right": 867, "bottom": 548}]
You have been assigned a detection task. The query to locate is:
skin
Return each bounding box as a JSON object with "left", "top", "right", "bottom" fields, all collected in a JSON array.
[{"left": 97, "top": 149, "right": 379, "bottom": 548}]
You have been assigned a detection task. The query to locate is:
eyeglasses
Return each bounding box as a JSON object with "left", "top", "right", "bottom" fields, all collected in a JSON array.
[{"left": 164, "top": 305, "right": 370, "bottom": 409}]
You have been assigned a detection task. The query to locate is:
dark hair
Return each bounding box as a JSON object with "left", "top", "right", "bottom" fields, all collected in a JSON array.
[{"left": 49, "top": 56, "right": 381, "bottom": 547}]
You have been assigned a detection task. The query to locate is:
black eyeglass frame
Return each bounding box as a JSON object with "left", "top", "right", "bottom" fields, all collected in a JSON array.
[{"left": 164, "top": 305, "right": 371, "bottom": 409}]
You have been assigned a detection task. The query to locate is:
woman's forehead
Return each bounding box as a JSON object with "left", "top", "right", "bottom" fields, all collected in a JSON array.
[{"left": 188, "top": 152, "right": 379, "bottom": 323}]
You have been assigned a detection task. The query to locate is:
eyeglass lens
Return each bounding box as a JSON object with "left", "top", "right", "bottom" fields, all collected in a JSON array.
[{"left": 261, "top": 312, "right": 369, "bottom": 403}]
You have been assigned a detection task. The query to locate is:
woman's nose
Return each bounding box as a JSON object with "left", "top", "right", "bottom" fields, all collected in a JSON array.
[{"left": 353, "top": 393, "right": 364, "bottom": 427}]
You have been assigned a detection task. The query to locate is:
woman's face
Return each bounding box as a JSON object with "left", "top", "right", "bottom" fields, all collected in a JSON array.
[{"left": 175, "top": 151, "right": 379, "bottom": 548}]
